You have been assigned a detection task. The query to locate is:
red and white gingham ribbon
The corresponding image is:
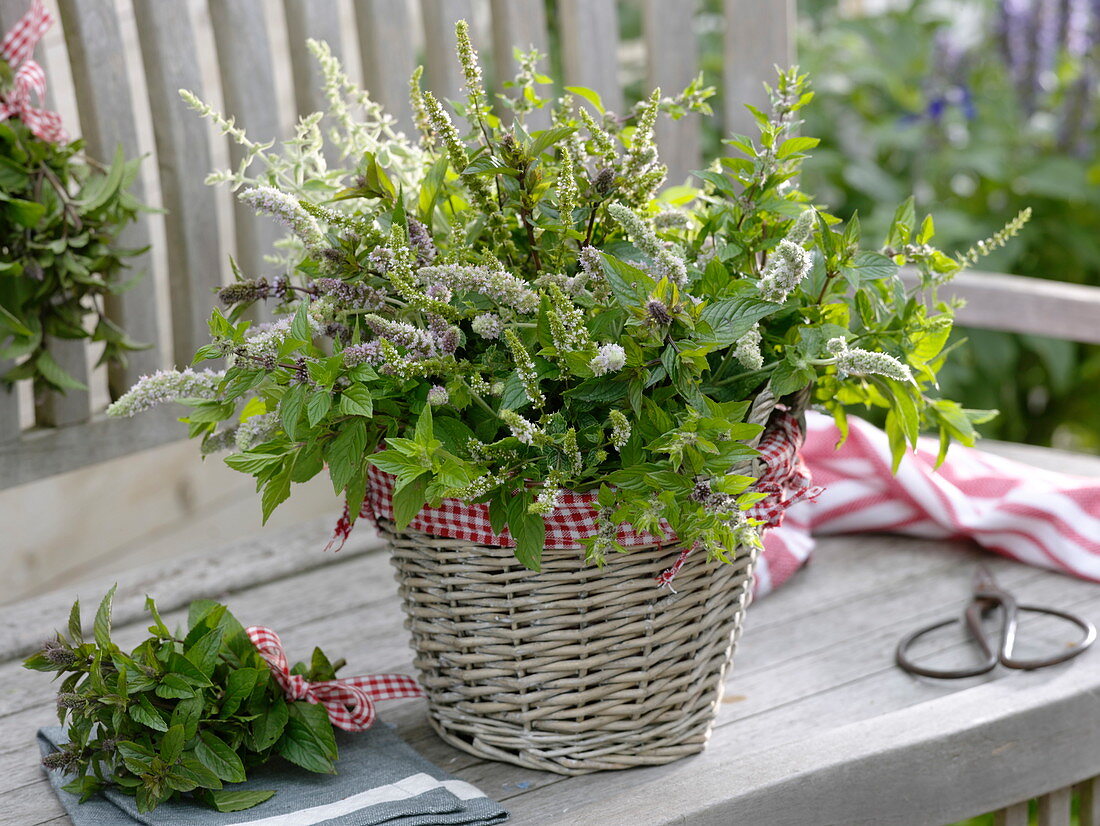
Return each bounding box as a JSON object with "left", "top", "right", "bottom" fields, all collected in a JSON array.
[
  {"left": 328, "top": 412, "right": 819, "bottom": 587},
  {"left": 246, "top": 626, "right": 423, "bottom": 731},
  {"left": 0, "top": 0, "right": 66, "bottom": 143}
]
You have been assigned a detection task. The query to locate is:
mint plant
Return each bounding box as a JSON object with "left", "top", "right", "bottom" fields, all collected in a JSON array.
[
  {"left": 0, "top": 116, "right": 147, "bottom": 396},
  {"left": 108, "top": 24, "right": 1016, "bottom": 572},
  {"left": 25, "top": 588, "right": 343, "bottom": 813}
]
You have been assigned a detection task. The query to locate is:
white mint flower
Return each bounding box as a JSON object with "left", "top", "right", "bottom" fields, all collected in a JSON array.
[
  {"left": 733, "top": 326, "right": 764, "bottom": 370},
  {"left": 529, "top": 484, "right": 562, "bottom": 516},
  {"left": 106, "top": 369, "right": 225, "bottom": 417},
  {"left": 500, "top": 409, "right": 545, "bottom": 446},
  {"left": 787, "top": 207, "right": 817, "bottom": 244},
  {"left": 471, "top": 312, "right": 504, "bottom": 340},
  {"left": 827, "top": 337, "right": 912, "bottom": 382},
  {"left": 609, "top": 410, "right": 631, "bottom": 451},
  {"left": 590, "top": 343, "right": 626, "bottom": 376},
  {"left": 427, "top": 385, "right": 449, "bottom": 406},
  {"left": 759, "top": 239, "right": 812, "bottom": 303},
  {"left": 235, "top": 412, "right": 279, "bottom": 451},
  {"left": 504, "top": 329, "right": 545, "bottom": 408},
  {"left": 607, "top": 202, "right": 687, "bottom": 286},
  {"left": 417, "top": 264, "right": 539, "bottom": 313},
  {"left": 240, "top": 186, "right": 324, "bottom": 252}
]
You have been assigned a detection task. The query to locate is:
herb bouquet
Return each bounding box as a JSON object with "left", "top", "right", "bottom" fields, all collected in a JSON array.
[
  {"left": 108, "top": 26, "right": 1004, "bottom": 772},
  {"left": 0, "top": 1, "right": 147, "bottom": 406}
]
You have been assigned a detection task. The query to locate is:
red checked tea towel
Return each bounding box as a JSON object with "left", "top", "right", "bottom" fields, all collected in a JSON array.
[{"left": 757, "top": 411, "right": 1100, "bottom": 596}]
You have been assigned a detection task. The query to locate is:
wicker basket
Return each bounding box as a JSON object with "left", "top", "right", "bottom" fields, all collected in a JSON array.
[
  {"left": 382, "top": 524, "right": 757, "bottom": 773},
  {"left": 380, "top": 391, "right": 782, "bottom": 774}
]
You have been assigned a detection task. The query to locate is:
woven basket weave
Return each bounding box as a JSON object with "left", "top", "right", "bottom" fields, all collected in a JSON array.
[{"left": 380, "top": 391, "right": 780, "bottom": 774}]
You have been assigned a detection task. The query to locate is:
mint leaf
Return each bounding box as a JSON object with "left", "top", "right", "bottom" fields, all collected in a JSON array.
[
  {"left": 195, "top": 731, "right": 246, "bottom": 783},
  {"left": 278, "top": 701, "right": 337, "bottom": 774},
  {"left": 201, "top": 789, "right": 276, "bottom": 812}
]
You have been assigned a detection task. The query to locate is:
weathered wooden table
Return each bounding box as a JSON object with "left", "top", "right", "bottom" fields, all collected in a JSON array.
[{"left": 2, "top": 441, "right": 1099, "bottom": 826}]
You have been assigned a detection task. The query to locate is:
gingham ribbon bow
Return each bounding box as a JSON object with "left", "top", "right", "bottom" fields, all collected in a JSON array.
[
  {"left": 0, "top": 0, "right": 66, "bottom": 143},
  {"left": 246, "top": 626, "right": 424, "bottom": 732}
]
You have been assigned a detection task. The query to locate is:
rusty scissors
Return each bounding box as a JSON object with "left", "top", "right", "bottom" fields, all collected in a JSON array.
[{"left": 896, "top": 565, "right": 1097, "bottom": 679}]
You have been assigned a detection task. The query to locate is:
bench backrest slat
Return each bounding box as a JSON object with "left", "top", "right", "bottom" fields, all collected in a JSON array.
[
  {"left": 356, "top": 0, "right": 419, "bottom": 134},
  {"left": 490, "top": 0, "right": 551, "bottom": 130},
  {"left": 56, "top": 0, "right": 159, "bottom": 401},
  {"left": 559, "top": 0, "right": 623, "bottom": 115},
  {"left": 643, "top": 0, "right": 702, "bottom": 184},
  {"left": 421, "top": 0, "right": 476, "bottom": 111},
  {"left": 208, "top": 0, "right": 285, "bottom": 283},
  {"left": 723, "top": 0, "right": 795, "bottom": 137},
  {"left": 131, "top": 0, "right": 222, "bottom": 369}
]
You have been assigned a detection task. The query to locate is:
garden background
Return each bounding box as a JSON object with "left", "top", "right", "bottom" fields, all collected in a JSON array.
[{"left": 3, "top": 0, "right": 1096, "bottom": 606}]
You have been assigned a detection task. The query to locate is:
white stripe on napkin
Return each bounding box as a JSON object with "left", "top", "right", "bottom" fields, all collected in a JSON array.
[{"left": 223, "top": 772, "right": 486, "bottom": 826}]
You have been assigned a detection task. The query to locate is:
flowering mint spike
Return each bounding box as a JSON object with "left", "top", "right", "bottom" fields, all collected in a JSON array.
[
  {"left": 504, "top": 329, "right": 545, "bottom": 408},
  {"left": 827, "top": 337, "right": 913, "bottom": 382},
  {"left": 106, "top": 369, "right": 225, "bottom": 417},
  {"left": 606, "top": 202, "right": 687, "bottom": 286},
  {"left": 956, "top": 208, "right": 1032, "bottom": 269},
  {"left": 500, "top": 408, "right": 547, "bottom": 445},
  {"left": 733, "top": 326, "right": 764, "bottom": 370},
  {"left": 609, "top": 410, "right": 632, "bottom": 451},
  {"left": 416, "top": 264, "right": 538, "bottom": 313},
  {"left": 556, "top": 146, "right": 578, "bottom": 227},
  {"left": 454, "top": 20, "right": 486, "bottom": 114},
  {"left": 239, "top": 186, "right": 325, "bottom": 253},
  {"left": 787, "top": 207, "right": 817, "bottom": 245},
  {"left": 621, "top": 88, "right": 667, "bottom": 204},
  {"left": 759, "top": 239, "right": 812, "bottom": 303},
  {"left": 235, "top": 413, "right": 279, "bottom": 450},
  {"left": 409, "top": 65, "right": 434, "bottom": 145},
  {"left": 422, "top": 90, "right": 493, "bottom": 210},
  {"left": 590, "top": 343, "right": 626, "bottom": 376},
  {"left": 471, "top": 312, "right": 504, "bottom": 340}
]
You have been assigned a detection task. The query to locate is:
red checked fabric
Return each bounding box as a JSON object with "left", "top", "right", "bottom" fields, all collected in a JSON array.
[
  {"left": 0, "top": 0, "right": 66, "bottom": 143},
  {"left": 246, "top": 626, "right": 423, "bottom": 731},
  {"left": 347, "top": 411, "right": 818, "bottom": 553}
]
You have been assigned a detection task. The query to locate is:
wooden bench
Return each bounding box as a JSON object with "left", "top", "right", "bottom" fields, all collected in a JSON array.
[
  {"left": 3, "top": 1, "right": 1100, "bottom": 823},
  {"left": 2, "top": 441, "right": 1100, "bottom": 825}
]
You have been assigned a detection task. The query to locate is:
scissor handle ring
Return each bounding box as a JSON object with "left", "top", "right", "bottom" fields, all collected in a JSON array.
[
  {"left": 999, "top": 603, "right": 1097, "bottom": 670},
  {"left": 895, "top": 617, "right": 999, "bottom": 679}
]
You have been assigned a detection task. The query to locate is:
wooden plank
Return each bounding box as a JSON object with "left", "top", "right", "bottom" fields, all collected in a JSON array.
[
  {"left": 0, "top": 512, "right": 381, "bottom": 662},
  {"left": 513, "top": 576, "right": 1100, "bottom": 825},
  {"left": 208, "top": 0, "right": 285, "bottom": 281},
  {"left": 0, "top": 408, "right": 181, "bottom": 490},
  {"left": 355, "top": 0, "right": 418, "bottom": 134},
  {"left": 0, "top": 0, "right": 91, "bottom": 429},
  {"left": 643, "top": 0, "right": 701, "bottom": 185},
  {"left": 904, "top": 269, "right": 1100, "bottom": 345},
  {"left": 558, "top": 0, "right": 622, "bottom": 115},
  {"left": 131, "top": 0, "right": 223, "bottom": 369},
  {"left": 489, "top": 0, "right": 550, "bottom": 129},
  {"left": 994, "top": 803, "right": 1031, "bottom": 826},
  {"left": 419, "top": 0, "right": 474, "bottom": 107},
  {"left": 1080, "top": 777, "right": 1100, "bottom": 826},
  {"left": 56, "top": 0, "right": 160, "bottom": 400},
  {"left": 283, "top": 0, "right": 344, "bottom": 118},
  {"left": 1038, "top": 787, "right": 1073, "bottom": 826},
  {"left": 722, "top": 0, "right": 795, "bottom": 137}
]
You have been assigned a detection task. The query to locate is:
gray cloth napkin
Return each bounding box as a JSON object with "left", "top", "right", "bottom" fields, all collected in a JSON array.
[{"left": 38, "top": 723, "right": 509, "bottom": 825}]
